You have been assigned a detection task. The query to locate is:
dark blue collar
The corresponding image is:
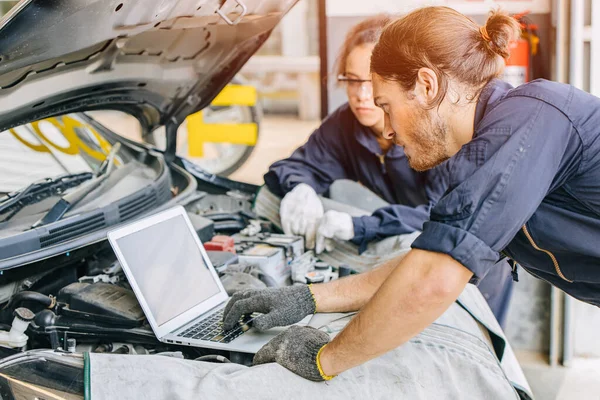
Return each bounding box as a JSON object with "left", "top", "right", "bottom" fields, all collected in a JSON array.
[{"left": 473, "top": 79, "right": 513, "bottom": 136}]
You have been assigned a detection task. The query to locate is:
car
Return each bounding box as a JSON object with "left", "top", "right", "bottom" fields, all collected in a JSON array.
[
  {"left": 0, "top": 0, "right": 293, "bottom": 397},
  {"left": 0, "top": 1, "right": 534, "bottom": 399}
]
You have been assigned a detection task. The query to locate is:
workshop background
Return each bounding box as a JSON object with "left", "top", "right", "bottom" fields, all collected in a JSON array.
[{"left": 1, "top": 0, "right": 597, "bottom": 398}]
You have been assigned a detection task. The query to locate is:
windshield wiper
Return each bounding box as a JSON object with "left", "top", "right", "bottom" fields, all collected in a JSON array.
[
  {"left": 31, "top": 143, "right": 121, "bottom": 229},
  {"left": 0, "top": 173, "right": 94, "bottom": 223}
]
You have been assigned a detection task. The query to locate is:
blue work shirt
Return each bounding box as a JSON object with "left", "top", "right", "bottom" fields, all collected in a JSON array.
[
  {"left": 264, "top": 103, "right": 448, "bottom": 252},
  {"left": 412, "top": 79, "right": 600, "bottom": 306}
]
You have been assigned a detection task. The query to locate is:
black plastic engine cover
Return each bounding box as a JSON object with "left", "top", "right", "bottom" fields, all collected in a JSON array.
[
  {"left": 58, "top": 283, "right": 144, "bottom": 322},
  {"left": 187, "top": 212, "right": 215, "bottom": 243}
]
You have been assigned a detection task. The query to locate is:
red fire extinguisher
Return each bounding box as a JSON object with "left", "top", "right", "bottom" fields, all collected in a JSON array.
[
  {"left": 502, "top": 11, "right": 539, "bottom": 87},
  {"left": 503, "top": 38, "right": 530, "bottom": 87}
]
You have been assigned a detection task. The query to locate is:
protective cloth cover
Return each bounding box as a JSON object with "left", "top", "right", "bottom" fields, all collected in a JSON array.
[{"left": 88, "top": 285, "right": 532, "bottom": 400}]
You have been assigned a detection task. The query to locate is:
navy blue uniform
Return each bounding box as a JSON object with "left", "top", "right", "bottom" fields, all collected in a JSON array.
[
  {"left": 413, "top": 79, "right": 600, "bottom": 306},
  {"left": 264, "top": 103, "right": 447, "bottom": 253}
]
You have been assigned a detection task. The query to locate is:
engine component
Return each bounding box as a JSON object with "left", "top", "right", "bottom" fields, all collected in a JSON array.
[
  {"left": 78, "top": 274, "right": 120, "bottom": 285},
  {"left": 290, "top": 251, "right": 317, "bottom": 284},
  {"left": 0, "top": 308, "right": 34, "bottom": 348},
  {"left": 220, "top": 264, "right": 267, "bottom": 295},
  {"left": 187, "top": 193, "right": 252, "bottom": 215},
  {"left": 6, "top": 291, "right": 55, "bottom": 311},
  {"left": 232, "top": 233, "right": 304, "bottom": 260},
  {"left": 239, "top": 219, "right": 276, "bottom": 235},
  {"left": 31, "top": 308, "right": 156, "bottom": 349},
  {"left": 186, "top": 212, "right": 215, "bottom": 243},
  {"left": 290, "top": 252, "right": 337, "bottom": 284},
  {"left": 27, "top": 282, "right": 154, "bottom": 350},
  {"left": 204, "top": 236, "right": 236, "bottom": 253},
  {"left": 338, "top": 264, "right": 352, "bottom": 277},
  {"left": 201, "top": 212, "right": 248, "bottom": 233},
  {"left": 92, "top": 343, "right": 149, "bottom": 355},
  {"left": 305, "top": 271, "right": 325, "bottom": 283},
  {"left": 230, "top": 233, "right": 305, "bottom": 287},
  {"left": 240, "top": 220, "right": 262, "bottom": 236},
  {"left": 112, "top": 344, "right": 129, "bottom": 354},
  {"left": 102, "top": 260, "right": 123, "bottom": 276},
  {"left": 236, "top": 244, "right": 289, "bottom": 287},
  {"left": 207, "top": 251, "right": 239, "bottom": 273},
  {"left": 58, "top": 283, "right": 144, "bottom": 323}
]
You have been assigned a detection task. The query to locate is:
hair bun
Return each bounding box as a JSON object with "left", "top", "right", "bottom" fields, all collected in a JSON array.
[{"left": 482, "top": 9, "right": 521, "bottom": 59}]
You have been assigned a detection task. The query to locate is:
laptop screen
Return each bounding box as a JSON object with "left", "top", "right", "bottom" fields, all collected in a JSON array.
[{"left": 115, "top": 213, "right": 221, "bottom": 326}]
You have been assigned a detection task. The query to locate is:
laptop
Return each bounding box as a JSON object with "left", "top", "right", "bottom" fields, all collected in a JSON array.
[{"left": 107, "top": 205, "right": 303, "bottom": 354}]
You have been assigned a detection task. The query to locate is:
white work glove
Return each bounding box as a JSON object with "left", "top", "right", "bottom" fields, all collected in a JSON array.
[
  {"left": 280, "top": 183, "right": 324, "bottom": 249},
  {"left": 315, "top": 210, "right": 355, "bottom": 254}
]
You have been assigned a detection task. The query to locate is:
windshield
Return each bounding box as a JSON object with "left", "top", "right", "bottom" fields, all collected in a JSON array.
[{"left": 0, "top": 113, "right": 126, "bottom": 195}]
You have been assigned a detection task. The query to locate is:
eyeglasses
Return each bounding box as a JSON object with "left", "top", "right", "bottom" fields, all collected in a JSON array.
[{"left": 337, "top": 74, "right": 373, "bottom": 96}]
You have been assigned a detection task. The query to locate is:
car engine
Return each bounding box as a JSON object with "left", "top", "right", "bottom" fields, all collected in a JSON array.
[{"left": 0, "top": 192, "right": 339, "bottom": 364}]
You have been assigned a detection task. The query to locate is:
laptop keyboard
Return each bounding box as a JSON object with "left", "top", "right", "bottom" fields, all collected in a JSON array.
[{"left": 178, "top": 309, "right": 258, "bottom": 344}]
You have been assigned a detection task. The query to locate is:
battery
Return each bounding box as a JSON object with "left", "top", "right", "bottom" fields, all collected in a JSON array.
[
  {"left": 232, "top": 233, "right": 304, "bottom": 259},
  {"left": 237, "top": 244, "right": 290, "bottom": 287},
  {"left": 261, "top": 234, "right": 304, "bottom": 258}
]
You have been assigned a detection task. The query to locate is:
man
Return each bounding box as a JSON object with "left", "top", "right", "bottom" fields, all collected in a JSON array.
[{"left": 225, "top": 7, "right": 599, "bottom": 381}]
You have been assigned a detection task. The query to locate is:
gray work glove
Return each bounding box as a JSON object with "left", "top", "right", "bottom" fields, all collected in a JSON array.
[
  {"left": 222, "top": 285, "right": 316, "bottom": 331},
  {"left": 253, "top": 325, "right": 332, "bottom": 382}
]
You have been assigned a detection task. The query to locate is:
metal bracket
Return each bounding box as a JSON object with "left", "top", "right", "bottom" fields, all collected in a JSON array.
[
  {"left": 165, "top": 118, "right": 179, "bottom": 164},
  {"left": 216, "top": 0, "right": 247, "bottom": 25}
]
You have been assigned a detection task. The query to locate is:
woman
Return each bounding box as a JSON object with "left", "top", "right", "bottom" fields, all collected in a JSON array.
[{"left": 258, "top": 15, "right": 513, "bottom": 326}]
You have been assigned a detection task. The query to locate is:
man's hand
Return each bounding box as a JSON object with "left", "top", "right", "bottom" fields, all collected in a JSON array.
[
  {"left": 222, "top": 285, "right": 316, "bottom": 331},
  {"left": 315, "top": 210, "right": 355, "bottom": 254},
  {"left": 280, "top": 183, "right": 324, "bottom": 249},
  {"left": 253, "top": 325, "right": 331, "bottom": 382}
]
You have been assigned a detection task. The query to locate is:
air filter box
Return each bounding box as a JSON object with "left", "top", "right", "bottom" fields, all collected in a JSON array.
[{"left": 58, "top": 282, "right": 144, "bottom": 324}]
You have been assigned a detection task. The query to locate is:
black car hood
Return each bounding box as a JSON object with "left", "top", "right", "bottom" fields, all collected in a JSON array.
[{"left": 0, "top": 0, "right": 296, "bottom": 131}]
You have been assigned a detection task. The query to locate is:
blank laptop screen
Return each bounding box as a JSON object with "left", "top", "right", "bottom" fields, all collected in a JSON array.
[{"left": 116, "top": 214, "right": 220, "bottom": 326}]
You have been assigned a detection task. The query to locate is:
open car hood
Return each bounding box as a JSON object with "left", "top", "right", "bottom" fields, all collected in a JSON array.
[{"left": 0, "top": 0, "right": 296, "bottom": 132}]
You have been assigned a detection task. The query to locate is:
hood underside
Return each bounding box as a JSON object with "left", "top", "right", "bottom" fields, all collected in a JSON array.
[{"left": 0, "top": 0, "right": 296, "bottom": 132}]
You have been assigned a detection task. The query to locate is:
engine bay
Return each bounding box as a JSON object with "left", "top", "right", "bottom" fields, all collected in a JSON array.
[{"left": 0, "top": 190, "right": 341, "bottom": 365}]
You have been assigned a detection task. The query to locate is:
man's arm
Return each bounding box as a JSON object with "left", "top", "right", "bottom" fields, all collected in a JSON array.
[
  {"left": 310, "top": 255, "right": 401, "bottom": 313},
  {"left": 222, "top": 254, "right": 402, "bottom": 331},
  {"left": 319, "top": 249, "right": 472, "bottom": 376}
]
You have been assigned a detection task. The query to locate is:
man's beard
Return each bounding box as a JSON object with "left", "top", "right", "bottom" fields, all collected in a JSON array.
[{"left": 406, "top": 109, "right": 450, "bottom": 172}]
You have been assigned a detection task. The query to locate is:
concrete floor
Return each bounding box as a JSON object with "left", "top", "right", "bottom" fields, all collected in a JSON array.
[{"left": 518, "top": 353, "right": 600, "bottom": 400}]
